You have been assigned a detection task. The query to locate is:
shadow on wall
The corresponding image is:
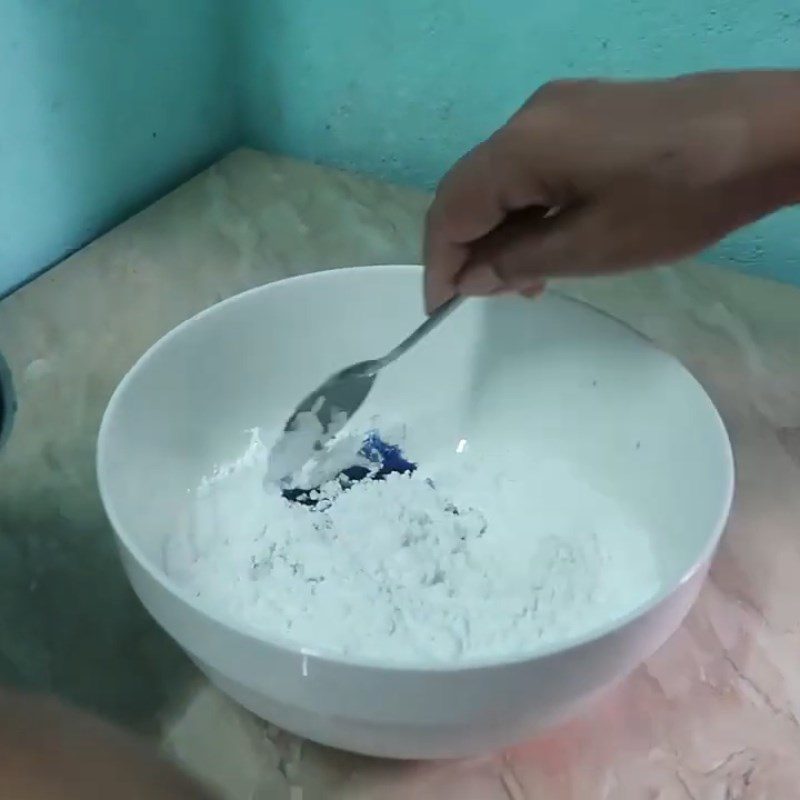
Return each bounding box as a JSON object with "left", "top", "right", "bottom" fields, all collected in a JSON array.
[
  {"left": 0, "top": 321, "right": 197, "bottom": 731},
  {"left": 0, "top": 488, "right": 198, "bottom": 733},
  {"left": 0, "top": 329, "right": 196, "bottom": 731},
  {"left": 0, "top": 0, "right": 247, "bottom": 729},
  {"left": 0, "top": 0, "right": 242, "bottom": 298}
]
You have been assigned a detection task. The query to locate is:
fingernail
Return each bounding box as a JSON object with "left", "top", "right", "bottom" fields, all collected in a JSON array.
[{"left": 458, "top": 263, "right": 503, "bottom": 296}]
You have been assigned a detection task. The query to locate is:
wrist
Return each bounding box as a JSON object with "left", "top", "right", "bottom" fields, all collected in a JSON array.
[{"left": 745, "top": 71, "right": 800, "bottom": 206}]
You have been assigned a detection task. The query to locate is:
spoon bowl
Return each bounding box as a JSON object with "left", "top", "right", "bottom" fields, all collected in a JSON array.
[
  {"left": 268, "top": 296, "right": 462, "bottom": 481},
  {"left": 265, "top": 359, "right": 379, "bottom": 481}
]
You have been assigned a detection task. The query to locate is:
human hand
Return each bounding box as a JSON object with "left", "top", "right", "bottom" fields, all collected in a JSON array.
[
  {"left": 424, "top": 71, "right": 800, "bottom": 311},
  {"left": 0, "top": 690, "right": 217, "bottom": 800}
]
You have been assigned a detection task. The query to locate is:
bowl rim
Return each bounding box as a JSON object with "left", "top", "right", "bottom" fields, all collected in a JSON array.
[
  {"left": 97, "top": 264, "right": 736, "bottom": 673},
  {"left": 0, "top": 349, "right": 15, "bottom": 452}
]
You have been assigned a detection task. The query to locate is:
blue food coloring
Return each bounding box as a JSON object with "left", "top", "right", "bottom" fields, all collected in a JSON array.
[{"left": 282, "top": 432, "right": 417, "bottom": 507}]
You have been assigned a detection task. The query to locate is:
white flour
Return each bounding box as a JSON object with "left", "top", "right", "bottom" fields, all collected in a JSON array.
[{"left": 166, "top": 422, "right": 662, "bottom": 663}]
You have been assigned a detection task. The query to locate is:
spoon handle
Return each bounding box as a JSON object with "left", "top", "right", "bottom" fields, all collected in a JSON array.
[{"left": 376, "top": 295, "right": 464, "bottom": 370}]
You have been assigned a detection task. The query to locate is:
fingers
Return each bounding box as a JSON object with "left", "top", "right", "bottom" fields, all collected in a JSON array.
[
  {"left": 423, "top": 132, "right": 552, "bottom": 312},
  {"left": 455, "top": 205, "right": 589, "bottom": 295},
  {"left": 423, "top": 143, "right": 503, "bottom": 312},
  {"left": 455, "top": 191, "right": 678, "bottom": 295},
  {"left": 423, "top": 230, "right": 470, "bottom": 314}
]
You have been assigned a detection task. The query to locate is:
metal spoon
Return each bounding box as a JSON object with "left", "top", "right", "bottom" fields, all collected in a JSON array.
[{"left": 268, "top": 295, "right": 463, "bottom": 481}]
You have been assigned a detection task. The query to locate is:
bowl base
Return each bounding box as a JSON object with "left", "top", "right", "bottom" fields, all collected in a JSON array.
[{"left": 193, "top": 657, "right": 607, "bottom": 760}]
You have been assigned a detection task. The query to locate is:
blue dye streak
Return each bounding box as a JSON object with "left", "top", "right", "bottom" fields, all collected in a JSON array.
[{"left": 282, "top": 432, "right": 416, "bottom": 507}]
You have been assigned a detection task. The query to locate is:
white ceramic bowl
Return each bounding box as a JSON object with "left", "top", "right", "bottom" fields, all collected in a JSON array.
[{"left": 97, "top": 265, "right": 733, "bottom": 758}]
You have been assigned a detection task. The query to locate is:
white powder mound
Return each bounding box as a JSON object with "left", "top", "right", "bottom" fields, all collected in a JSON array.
[{"left": 166, "top": 423, "right": 662, "bottom": 663}]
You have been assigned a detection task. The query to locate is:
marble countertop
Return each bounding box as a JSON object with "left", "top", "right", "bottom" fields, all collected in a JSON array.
[{"left": 2, "top": 148, "right": 800, "bottom": 798}]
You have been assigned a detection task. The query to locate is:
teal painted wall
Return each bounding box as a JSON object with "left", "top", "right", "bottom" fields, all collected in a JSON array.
[
  {"left": 4, "top": 1, "right": 800, "bottom": 292},
  {"left": 0, "top": 0, "right": 240, "bottom": 296},
  {"left": 241, "top": 0, "right": 800, "bottom": 284}
]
